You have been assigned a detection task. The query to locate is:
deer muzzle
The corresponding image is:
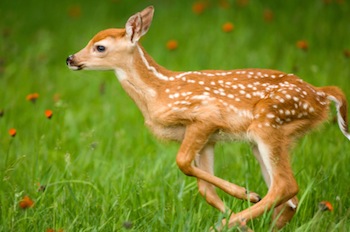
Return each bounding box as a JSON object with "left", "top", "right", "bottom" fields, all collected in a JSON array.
[{"left": 66, "top": 55, "right": 83, "bottom": 70}]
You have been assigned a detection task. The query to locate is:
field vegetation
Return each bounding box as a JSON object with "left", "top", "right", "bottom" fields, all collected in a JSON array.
[{"left": 1, "top": 0, "right": 350, "bottom": 231}]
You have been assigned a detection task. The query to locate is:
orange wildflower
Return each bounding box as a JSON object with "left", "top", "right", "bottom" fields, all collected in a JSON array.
[
  {"left": 8, "top": 128, "right": 16, "bottom": 137},
  {"left": 319, "top": 201, "right": 333, "bottom": 211},
  {"left": 296, "top": 40, "right": 308, "bottom": 51},
  {"left": 19, "top": 196, "right": 34, "bottom": 209},
  {"left": 219, "top": 0, "right": 230, "bottom": 9},
  {"left": 166, "top": 40, "right": 178, "bottom": 51},
  {"left": 192, "top": 1, "right": 207, "bottom": 15},
  {"left": 222, "top": 22, "right": 234, "bottom": 33},
  {"left": 26, "top": 93, "right": 39, "bottom": 103},
  {"left": 68, "top": 5, "right": 81, "bottom": 18},
  {"left": 263, "top": 9, "right": 274, "bottom": 22},
  {"left": 236, "top": 0, "right": 249, "bottom": 7},
  {"left": 46, "top": 229, "right": 64, "bottom": 232},
  {"left": 45, "top": 109, "right": 53, "bottom": 119}
]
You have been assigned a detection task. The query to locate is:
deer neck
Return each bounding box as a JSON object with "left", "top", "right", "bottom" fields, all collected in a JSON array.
[{"left": 114, "top": 44, "right": 173, "bottom": 121}]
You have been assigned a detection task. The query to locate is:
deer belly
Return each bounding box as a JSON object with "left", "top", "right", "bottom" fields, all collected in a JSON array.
[
  {"left": 146, "top": 119, "right": 250, "bottom": 143},
  {"left": 210, "top": 130, "right": 249, "bottom": 142},
  {"left": 146, "top": 122, "right": 186, "bottom": 142}
]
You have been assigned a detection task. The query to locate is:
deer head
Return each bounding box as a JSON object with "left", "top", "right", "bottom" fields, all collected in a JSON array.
[{"left": 66, "top": 6, "right": 154, "bottom": 71}]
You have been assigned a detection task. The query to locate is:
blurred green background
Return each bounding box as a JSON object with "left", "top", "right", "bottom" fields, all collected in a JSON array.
[{"left": 1, "top": 0, "right": 350, "bottom": 231}]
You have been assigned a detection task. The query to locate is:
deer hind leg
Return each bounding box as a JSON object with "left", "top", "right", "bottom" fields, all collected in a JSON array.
[
  {"left": 219, "top": 128, "right": 299, "bottom": 229},
  {"left": 176, "top": 123, "right": 261, "bottom": 206},
  {"left": 272, "top": 196, "right": 298, "bottom": 229},
  {"left": 253, "top": 146, "right": 298, "bottom": 229},
  {"left": 194, "top": 143, "right": 226, "bottom": 212}
]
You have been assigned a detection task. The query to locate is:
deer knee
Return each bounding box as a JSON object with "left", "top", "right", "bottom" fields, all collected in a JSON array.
[
  {"left": 270, "top": 178, "right": 299, "bottom": 205},
  {"left": 285, "top": 181, "right": 299, "bottom": 201},
  {"left": 176, "top": 155, "right": 193, "bottom": 176},
  {"left": 281, "top": 184, "right": 298, "bottom": 203}
]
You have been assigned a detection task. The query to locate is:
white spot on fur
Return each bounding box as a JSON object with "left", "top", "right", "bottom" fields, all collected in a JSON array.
[{"left": 293, "top": 97, "right": 299, "bottom": 102}]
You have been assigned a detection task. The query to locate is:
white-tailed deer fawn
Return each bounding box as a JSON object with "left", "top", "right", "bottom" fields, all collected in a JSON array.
[{"left": 66, "top": 6, "right": 350, "bottom": 230}]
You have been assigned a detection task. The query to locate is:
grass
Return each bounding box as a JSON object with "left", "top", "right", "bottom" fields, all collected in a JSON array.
[{"left": 1, "top": 0, "right": 350, "bottom": 231}]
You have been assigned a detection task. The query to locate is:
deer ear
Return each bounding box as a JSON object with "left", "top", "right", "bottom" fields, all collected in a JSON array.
[{"left": 125, "top": 6, "right": 154, "bottom": 44}]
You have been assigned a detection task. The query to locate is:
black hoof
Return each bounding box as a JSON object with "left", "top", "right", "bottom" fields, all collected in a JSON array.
[{"left": 256, "top": 195, "right": 262, "bottom": 202}]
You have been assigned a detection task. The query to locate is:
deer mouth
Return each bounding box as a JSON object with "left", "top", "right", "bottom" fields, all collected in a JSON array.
[
  {"left": 68, "top": 64, "right": 85, "bottom": 71},
  {"left": 66, "top": 55, "right": 84, "bottom": 70}
]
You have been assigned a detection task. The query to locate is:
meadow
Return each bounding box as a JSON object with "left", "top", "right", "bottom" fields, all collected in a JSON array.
[{"left": 1, "top": 0, "right": 350, "bottom": 231}]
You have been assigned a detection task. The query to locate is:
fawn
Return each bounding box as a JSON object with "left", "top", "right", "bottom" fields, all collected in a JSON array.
[{"left": 66, "top": 6, "right": 350, "bottom": 230}]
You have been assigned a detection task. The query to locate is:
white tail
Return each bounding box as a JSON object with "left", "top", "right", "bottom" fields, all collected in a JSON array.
[{"left": 66, "top": 6, "right": 350, "bottom": 230}]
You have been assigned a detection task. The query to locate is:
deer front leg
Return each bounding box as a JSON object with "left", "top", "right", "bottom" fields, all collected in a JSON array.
[{"left": 176, "top": 123, "right": 261, "bottom": 204}]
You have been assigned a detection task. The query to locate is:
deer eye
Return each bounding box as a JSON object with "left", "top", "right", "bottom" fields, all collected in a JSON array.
[{"left": 96, "top": 45, "right": 106, "bottom": 52}]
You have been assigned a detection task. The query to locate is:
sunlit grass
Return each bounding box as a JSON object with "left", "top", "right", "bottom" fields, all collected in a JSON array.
[{"left": 1, "top": 0, "right": 350, "bottom": 231}]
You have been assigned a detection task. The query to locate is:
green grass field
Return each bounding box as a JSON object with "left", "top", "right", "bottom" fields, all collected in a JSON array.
[{"left": 1, "top": 0, "right": 350, "bottom": 231}]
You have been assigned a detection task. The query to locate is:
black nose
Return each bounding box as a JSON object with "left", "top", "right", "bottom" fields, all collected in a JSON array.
[{"left": 66, "top": 55, "right": 74, "bottom": 66}]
